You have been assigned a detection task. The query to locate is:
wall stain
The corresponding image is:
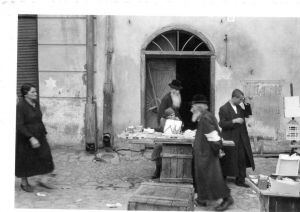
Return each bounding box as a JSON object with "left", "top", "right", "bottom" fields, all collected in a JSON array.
[
  {"left": 228, "top": 30, "right": 264, "bottom": 79},
  {"left": 48, "top": 124, "right": 58, "bottom": 130},
  {"left": 82, "top": 72, "right": 87, "bottom": 86},
  {"left": 80, "top": 127, "right": 85, "bottom": 145},
  {"left": 64, "top": 124, "right": 79, "bottom": 135},
  {"left": 40, "top": 105, "right": 47, "bottom": 114},
  {"left": 214, "top": 27, "right": 264, "bottom": 80},
  {"left": 64, "top": 112, "right": 74, "bottom": 117}
]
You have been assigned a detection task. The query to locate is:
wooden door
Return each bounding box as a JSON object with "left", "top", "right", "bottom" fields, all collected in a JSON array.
[{"left": 145, "top": 59, "right": 176, "bottom": 129}]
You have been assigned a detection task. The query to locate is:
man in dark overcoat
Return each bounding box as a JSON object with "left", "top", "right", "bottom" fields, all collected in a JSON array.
[
  {"left": 192, "top": 94, "right": 233, "bottom": 211},
  {"left": 151, "top": 79, "right": 183, "bottom": 179},
  {"left": 157, "top": 79, "right": 182, "bottom": 125},
  {"left": 218, "top": 89, "right": 255, "bottom": 187}
]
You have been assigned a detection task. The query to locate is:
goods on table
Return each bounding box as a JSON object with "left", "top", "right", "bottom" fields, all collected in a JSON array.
[
  {"left": 183, "top": 130, "right": 196, "bottom": 138},
  {"left": 258, "top": 175, "right": 269, "bottom": 190},
  {"left": 163, "top": 119, "right": 182, "bottom": 135},
  {"left": 118, "top": 126, "right": 196, "bottom": 141},
  {"left": 268, "top": 177, "right": 300, "bottom": 196}
]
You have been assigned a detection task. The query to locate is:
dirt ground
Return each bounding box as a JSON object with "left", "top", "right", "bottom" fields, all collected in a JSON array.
[{"left": 14, "top": 145, "right": 278, "bottom": 211}]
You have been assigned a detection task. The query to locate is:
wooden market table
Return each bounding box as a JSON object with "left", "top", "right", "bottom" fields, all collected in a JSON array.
[
  {"left": 154, "top": 138, "right": 194, "bottom": 184},
  {"left": 246, "top": 178, "right": 300, "bottom": 212},
  {"left": 117, "top": 131, "right": 195, "bottom": 183},
  {"left": 118, "top": 131, "right": 234, "bottom": 184}
]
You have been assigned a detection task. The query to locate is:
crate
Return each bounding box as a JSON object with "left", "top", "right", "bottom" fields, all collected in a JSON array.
[
  {"left": 246, "top": 178, "right": 300, "bottom": 212},
  {"left": 160, "top": 143, "right": 193, "bottom": 183},
  {"left": 259, "top": 193, "right": 300, "bottom": 212},
  {"left": 275, "top": 154, "right": 300, "bottom": 176},
  {"left": 128, "top": 182, "right": 194, "bottom": 211},
  {"left": 269, "top": 178, "right": 300, "bottom": 196}
]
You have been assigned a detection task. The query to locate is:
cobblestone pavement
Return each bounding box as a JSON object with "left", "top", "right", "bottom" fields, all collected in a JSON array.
[{"left": 15, "top": 146, "right": 278, "bottom": 211}]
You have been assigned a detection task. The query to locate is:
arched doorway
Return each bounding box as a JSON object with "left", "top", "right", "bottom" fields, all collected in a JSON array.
[{"left": 141, "top": 28, "right": 215, "bottom": 130}]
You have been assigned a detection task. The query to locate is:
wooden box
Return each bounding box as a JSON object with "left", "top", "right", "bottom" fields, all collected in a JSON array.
[
  {"left": 259, "top": 193, "right": 300, "bottom": 212},
  {"left": 269, "top": 178, "right": 300, "bottom": 196},
  {"left": 247, "top": 178, "right": 300, "bottom": 212},
  {"left": 160, "top": 143, "right": 193, "bottom": 183},
  {"left": 275, "top": 154, "right": 300, "bottom": 176},
  {"left": 128, "top": 182, "right": 194, "bottom": 211}
]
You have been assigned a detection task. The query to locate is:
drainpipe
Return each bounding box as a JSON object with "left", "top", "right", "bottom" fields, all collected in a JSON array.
[
  {"left": 103, "top": 15, "right": 114, "bottom": 147},
  {"left": 85, "top": 15, "right": 97, "bottom": 152}
]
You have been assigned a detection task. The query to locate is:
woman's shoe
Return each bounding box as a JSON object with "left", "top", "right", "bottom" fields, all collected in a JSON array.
[{"left": 20, "top": 184, "right": 34, "bottom": 192}]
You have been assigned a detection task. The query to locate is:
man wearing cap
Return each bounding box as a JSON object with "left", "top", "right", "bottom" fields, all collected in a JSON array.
[
  {"left": 218, "top": 89, "right": 255, "bottom": 188},
  {"left": 151, "top": 79, "right": 183, "bottom": 179},
  {"left": 191, "top": 94, "right": 233, "bottom": 211},
  {"left": 157, "top": 79, "right": 183, "bottom": 125}
]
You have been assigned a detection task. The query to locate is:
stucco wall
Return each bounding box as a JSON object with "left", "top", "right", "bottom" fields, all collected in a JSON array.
[
  {"left": 109, "top": 16, "right": 300, "bottom": 140},
  {"left": 38, "top": 15, "right": 300, "bottom": 146},
  {"left": 38, "top": 15, "right": 87, "bottom": 145}
]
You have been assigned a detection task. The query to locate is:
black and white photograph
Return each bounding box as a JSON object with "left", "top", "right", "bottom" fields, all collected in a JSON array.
[{"left": 2, "top": 0, "right": 300, "bottom": 211}]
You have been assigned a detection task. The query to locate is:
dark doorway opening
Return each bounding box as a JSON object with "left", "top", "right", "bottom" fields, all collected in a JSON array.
[
  {"left": 177, "top": 58, "right": 210, "bottom": 130},
  {"left": 145, "top": 57, "right": 210, "bottom": 130}
]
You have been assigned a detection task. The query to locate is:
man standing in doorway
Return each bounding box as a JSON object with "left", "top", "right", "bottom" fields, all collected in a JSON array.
[
  {"left": 157, "top": 79, "right": 182, "bottom": 126},
  {"left": 218, "top": 89, "right": 255, "bottom": 187},
  {"left": 151, "top": 79, "right": 183, "bottom": 179},
  {"left": 191, "top": 94, "right": 233, "bottom": 211}
]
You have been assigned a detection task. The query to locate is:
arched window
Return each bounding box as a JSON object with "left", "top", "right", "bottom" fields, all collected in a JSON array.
[
  {"left": 146, "top": 30, "right": 210, "bottom": 52},
  {"left": 141, "top": 28, "right": 216, "bottom": 127}
]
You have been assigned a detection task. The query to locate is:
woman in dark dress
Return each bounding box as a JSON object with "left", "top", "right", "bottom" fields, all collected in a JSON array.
[{"left": 16, "top": 83, "right": 54, "bottom": 192}]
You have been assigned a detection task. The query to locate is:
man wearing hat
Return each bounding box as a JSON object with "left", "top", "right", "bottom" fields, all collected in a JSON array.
[
  {"left": 157, "top": 79, "right": 183, "bottom": 126},
  {"left": 151, "top": 79, "right": 183, "bottom": 179},
  {"left": 218, "top": 89, "right": 255, "bottom": 188},
  {"left": 191, "top": 94, "right": 233, "bottom": 211}
]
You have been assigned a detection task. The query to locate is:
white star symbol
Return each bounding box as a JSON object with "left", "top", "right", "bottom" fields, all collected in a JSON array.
[{"left": 45, "top": 77, "right": 57, "bottom": 89}]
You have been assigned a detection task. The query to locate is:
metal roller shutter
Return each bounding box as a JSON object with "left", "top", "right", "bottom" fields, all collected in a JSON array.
[{"left": 17, "top": 15, "right": 39, "bottom": 98}]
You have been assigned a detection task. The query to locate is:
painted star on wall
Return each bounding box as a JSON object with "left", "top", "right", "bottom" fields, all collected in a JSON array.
[{"left": 45, "top": 77, "right": 57, "bottom": 89}]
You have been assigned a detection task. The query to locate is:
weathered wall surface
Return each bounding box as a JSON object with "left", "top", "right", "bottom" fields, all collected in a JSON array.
[
  {"left": 38, "top": 15, "right": 87, "bottom": 145},
  {"left": 109, "top": 16, "right": 300, "bottom": 140},
  {"left": 38, "top": 15, "right": 300, "bottom": 146},
  {"left": 94, "top": 16, "right": 106, "bottom": 146}
]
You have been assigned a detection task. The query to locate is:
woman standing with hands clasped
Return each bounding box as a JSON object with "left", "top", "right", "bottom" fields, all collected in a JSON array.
[{"left": 15, "top": 83, "right": 55, "bottom": 192}]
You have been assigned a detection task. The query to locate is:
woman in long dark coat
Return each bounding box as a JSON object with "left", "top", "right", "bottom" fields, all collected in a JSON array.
[
  {"left": 16, "top": 83, "right": 54, "bottom": 192},
  {"left": 191, "top": 94, "right": 233, "bottom": 211}
]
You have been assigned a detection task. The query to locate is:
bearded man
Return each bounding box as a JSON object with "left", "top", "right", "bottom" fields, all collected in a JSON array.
[
  {"left": 191, "top": 94, "right": 233, "bottom": 211},
  {"left": 151, "top": 79, "right": 183, "bottom": 179},
  {"left": 157, "top": 79, "right": 182, "bottom": 125}
]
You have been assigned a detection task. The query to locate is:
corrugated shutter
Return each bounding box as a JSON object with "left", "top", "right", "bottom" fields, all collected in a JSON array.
[{"left": 17, "top": 15, "right": 39, "bottom": 98}]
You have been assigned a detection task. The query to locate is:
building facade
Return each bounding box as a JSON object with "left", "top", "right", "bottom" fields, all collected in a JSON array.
[{"left": 21, "top": 15, "right": 300, "bottom": 150}]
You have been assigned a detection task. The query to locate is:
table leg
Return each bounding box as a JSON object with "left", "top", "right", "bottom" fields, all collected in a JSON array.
[{"left": 259, "top": 195, "right": 269, "bottom": 212}]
